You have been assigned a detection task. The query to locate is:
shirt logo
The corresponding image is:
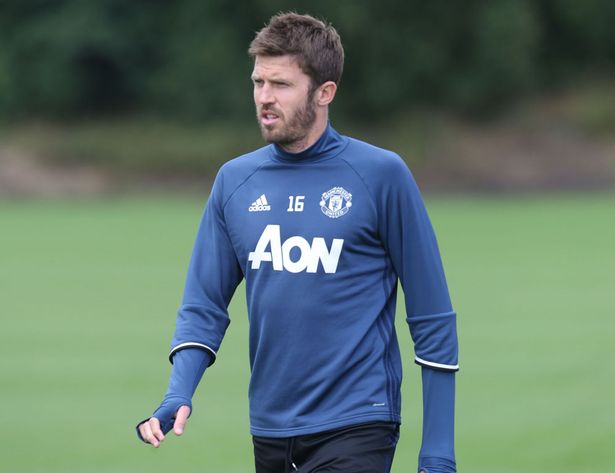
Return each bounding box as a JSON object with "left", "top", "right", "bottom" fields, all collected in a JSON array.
[
  {"left": 248, "top": 224, "right": 344, "bottom": 274},
  {"left": 249, "top": 194, "right": 271, "bottom": 212},
  {"left": 320, "top": 187, "right": 352, "bottom": 218}
]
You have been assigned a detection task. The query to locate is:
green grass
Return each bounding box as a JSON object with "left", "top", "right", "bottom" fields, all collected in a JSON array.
[{"left": 1, "top": 193, "right": 614, "bottom": 473}]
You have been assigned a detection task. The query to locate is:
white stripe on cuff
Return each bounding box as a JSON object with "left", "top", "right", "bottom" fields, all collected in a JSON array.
[
  {"left": 415, "top": 356, "right": 459, "bottom": 371},
  {"left": 169, "top": 342, "right": 217, "bottom": 361}
]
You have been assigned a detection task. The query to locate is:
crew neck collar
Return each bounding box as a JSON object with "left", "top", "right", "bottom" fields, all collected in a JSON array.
[{"left": 270, "top": 123, "right": 347, "bottom": 163}]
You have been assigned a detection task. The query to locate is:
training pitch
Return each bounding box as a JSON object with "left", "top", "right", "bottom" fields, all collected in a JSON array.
[{"left": 1, "top": 193, "right": 613, "bottom": 473}]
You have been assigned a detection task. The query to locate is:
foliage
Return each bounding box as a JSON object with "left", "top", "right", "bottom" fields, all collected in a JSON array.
[{"left": 0, "top": 0, "right": 614, "bottom": 120}]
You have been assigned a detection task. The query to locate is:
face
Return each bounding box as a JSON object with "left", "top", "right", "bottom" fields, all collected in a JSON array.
[{"left": 251, "top": 55, "right": 317, "bottom": 149}]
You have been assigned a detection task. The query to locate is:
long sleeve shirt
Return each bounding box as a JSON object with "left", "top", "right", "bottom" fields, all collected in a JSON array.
[{"left": 168, "top": 123, "right": 458, "bottom": 466}]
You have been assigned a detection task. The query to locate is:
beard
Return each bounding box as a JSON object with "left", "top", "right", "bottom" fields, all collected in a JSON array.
[{"left": 256, "top": 91, "right": 317, "bottom": 148}]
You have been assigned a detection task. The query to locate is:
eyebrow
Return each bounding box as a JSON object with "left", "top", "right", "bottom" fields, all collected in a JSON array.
[{"left": 251, "top": 75, "right": 292, "bottom": 85}]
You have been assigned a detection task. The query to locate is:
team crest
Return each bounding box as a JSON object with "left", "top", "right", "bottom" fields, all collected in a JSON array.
[{"left": 320, "top": 187, "right": 352, "bottom": 218}]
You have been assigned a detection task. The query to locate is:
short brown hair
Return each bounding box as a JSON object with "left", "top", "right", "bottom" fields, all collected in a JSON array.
[{"left": 248, "top": 12, "right": 344, "bottom": 88}]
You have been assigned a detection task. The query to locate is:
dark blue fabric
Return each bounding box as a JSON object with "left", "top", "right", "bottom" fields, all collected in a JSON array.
[
  {"left": 168, "top": 124, "right": 458, "bottom": 469},
  {"left": 136, "top": 348, "right": 210, "bottom": 441},
  {"left": 151, "top": 395, "right": 191, "bottom": 435},
  {"left": 164, "top": 347, "right": 211, "bottom": 400},
  {"left": 419, "top": 457, "right": 457, "bottom": 473},
  {"left": 419, "top": 368, "right": 456, "bottom": 472}
]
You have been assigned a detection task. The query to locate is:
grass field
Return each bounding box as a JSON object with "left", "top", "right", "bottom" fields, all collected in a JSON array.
[{"left": 1, "top": 193, "right": 614, "bottom": 473}]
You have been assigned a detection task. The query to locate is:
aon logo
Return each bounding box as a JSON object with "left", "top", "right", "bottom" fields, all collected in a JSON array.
[{"left": 248, "top": 224, "right": 343, "bottom": 274}]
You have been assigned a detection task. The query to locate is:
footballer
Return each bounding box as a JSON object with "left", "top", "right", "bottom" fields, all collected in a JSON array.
[{"left": 137, "top": 12, "right": 459, "bottom": 473}]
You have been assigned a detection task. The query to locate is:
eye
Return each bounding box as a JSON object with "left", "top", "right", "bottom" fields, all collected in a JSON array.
[{"left": 252, "top": 78, "right": 264, "bottom": 86}]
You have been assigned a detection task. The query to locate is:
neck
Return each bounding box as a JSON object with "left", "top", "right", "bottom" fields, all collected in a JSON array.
[{"left": 279, "top": 115, "right": 329, "bottom": 154}]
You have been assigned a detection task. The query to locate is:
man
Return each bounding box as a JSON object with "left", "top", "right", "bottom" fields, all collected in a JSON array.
[{"left": 137, "top": 12, "right": 458, "bottom": 473}]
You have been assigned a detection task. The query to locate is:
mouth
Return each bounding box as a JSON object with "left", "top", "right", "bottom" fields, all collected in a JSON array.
[{"left": 260, "top": 110, "right": 280, "bottom": 127}]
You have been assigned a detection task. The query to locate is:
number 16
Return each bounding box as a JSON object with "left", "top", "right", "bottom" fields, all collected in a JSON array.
[{"left": 287, "top": 195, "right": 305, "bottom": 212}]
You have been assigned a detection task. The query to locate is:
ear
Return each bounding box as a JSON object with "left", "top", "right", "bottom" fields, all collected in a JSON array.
[{"left": 315, "top": 81, "right": 337, "bottom": 106}]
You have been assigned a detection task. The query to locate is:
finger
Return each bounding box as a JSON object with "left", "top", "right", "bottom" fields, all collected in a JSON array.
[
  {"left": 149, "top": 417, "right": 165, "bottom": 443},
  {"left": 139, "top": 421, "right": 160, "bottom": 448},
  {"left": 173, "top": 405, "right": 191, "bottom": 436}
]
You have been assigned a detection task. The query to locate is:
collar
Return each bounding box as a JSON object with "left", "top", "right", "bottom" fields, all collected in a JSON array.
[{"left": 270, "top": 123, "right": 348, "bottom": 164}]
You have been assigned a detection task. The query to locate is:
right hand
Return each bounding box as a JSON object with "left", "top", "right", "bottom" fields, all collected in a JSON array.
[{"left": 137, "top": 404, "right": 191, "bottom": 448}]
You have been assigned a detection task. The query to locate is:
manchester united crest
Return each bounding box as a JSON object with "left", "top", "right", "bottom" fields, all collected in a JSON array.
[{"left": 320, "top": 187, "right": 352, "bottom": 218}]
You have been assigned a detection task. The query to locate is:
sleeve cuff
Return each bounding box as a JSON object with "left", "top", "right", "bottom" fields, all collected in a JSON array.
[
  {"left": 169, "top": 342, "right": 217, "bottom": 366},
  {"left": 415, "top": 356, "right": 459, "bottom": 372},
  {"left": 418, "top": 456, "right": 457, "bottom": 473}
]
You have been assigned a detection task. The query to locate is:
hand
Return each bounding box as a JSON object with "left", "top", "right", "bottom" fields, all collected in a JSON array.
[{"left": 137, "top": 405, "right": 191, "bottom": 448}]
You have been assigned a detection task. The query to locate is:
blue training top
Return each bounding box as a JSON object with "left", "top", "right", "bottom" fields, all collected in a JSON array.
[{"left": 170, "top": 123, "right": 459, "bottom": 439}]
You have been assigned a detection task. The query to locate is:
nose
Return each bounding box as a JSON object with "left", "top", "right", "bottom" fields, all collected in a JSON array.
[{"left": 255, "top": 83, "right": 274, "bottom": 106}]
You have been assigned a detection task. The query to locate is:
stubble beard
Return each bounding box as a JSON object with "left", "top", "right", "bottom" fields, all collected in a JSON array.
[{"left": 257, "top": 90, "right": 317, "bottom": 149}]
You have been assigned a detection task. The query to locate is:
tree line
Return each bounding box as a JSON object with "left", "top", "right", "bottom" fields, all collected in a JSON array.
[{"left": 1, "top": 0, "right": 614, "bottom": 122}]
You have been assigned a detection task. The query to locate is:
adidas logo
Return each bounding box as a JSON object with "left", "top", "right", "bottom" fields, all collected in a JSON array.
[{"left": 249, "top": 194, "right": 271, "bottom": 212}]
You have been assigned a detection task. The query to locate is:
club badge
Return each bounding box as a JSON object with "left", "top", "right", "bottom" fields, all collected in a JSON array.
[{"left": 320, "top": 187, "right": 352, "bottom": 218}]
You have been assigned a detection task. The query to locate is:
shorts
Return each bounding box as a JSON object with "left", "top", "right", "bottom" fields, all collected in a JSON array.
[{"left": 252, "top": 421, "right": 400, "bottom": 473}]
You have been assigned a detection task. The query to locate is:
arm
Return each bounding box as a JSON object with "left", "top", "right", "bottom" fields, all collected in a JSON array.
[
  {"left": 170, "top": 171, "right": 243, "bottom": 365},
  {"left": 137, "top": 171, "right": 243, "bottom": 446},
  {"left": 419, "top": 368, "right": 456, "bottom": 473},
  {"left": 137, "top": 348, "right": 210, "bottom": 446},
  {"left": 377, "top": 156, "right": 458, "bottom": 472}
]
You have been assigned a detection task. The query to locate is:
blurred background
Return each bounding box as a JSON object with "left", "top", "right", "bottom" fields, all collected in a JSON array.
[{"left": 1, "top": 1, "right": 613, "bottom": 472}]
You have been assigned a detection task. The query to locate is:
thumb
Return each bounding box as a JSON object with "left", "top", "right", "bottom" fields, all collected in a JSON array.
[{"left": 174, "top": 405, "right": 191, "bottom": 436}]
